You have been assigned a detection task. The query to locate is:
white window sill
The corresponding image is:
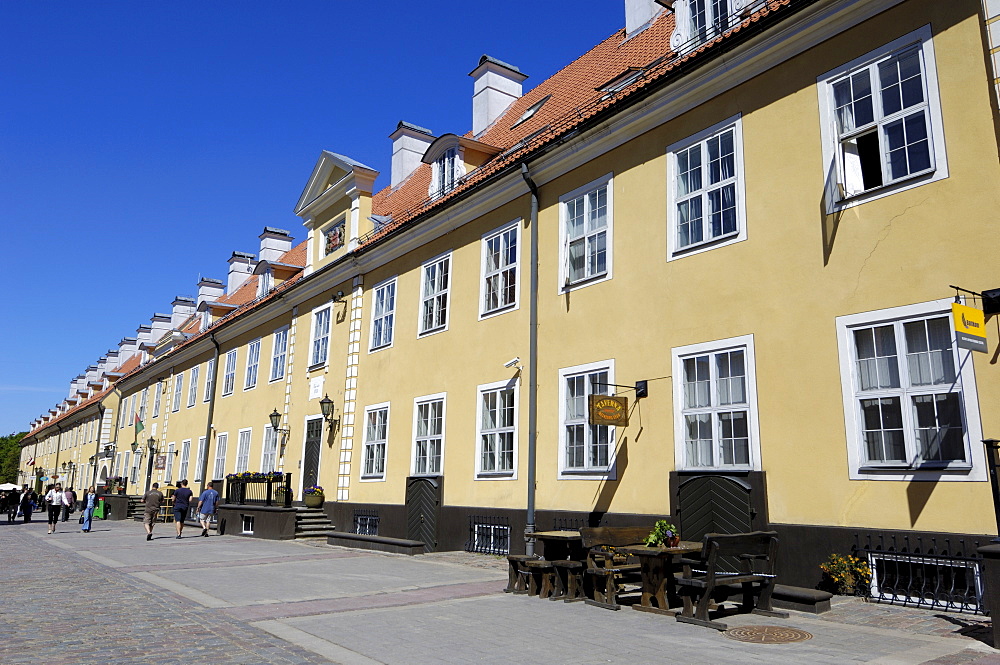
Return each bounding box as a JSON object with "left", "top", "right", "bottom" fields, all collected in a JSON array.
[
  {"left": 306, "top": 362, "right": 327, "bottom": 372},
  {"left": 561, "top": 272, "right": 610, "bottom": 294},
  {"left": 417, "top": 326, "right": 447, "bottom": 339},
  {"left": 479, "top": 303, "right": 518, "bottom": 321},
  {"left": 670, "top": 230, "right": 743, "bottom": 260},
  {"left": 476, "top": 471, "right": 515, "bottom": 480}
]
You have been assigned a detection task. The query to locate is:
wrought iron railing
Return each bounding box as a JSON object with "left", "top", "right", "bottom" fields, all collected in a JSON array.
[
  {"left": 855, "top": 532, "right": 985, "bottom": 614},
  {"left": 353, "top": 509, "right": 379, "bottom": 535},
  {"left": 466, "top": 515, "right": 510, "bottom": 555},
  {"left": 224, "top": 472, "right": 293, "bottom": 508}
]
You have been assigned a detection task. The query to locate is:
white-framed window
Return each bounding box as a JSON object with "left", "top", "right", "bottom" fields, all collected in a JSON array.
[
  {"left": 419, "top": 253, "right": 451, "bottom": 336},
  {"left": 435, "top": 147, "right": 459, "bottom": 197},
  {"left": 477, "top": 380, "right": 518, "bottom": 478},
  {"left": 672, "top": 334, "right": 761, "bottom": 471},
  {"left": 204, "top": 359, "right": 214, "bottom": 402},
  {"left": 245, "top": 339, "right": 261, "bottom": 390},
  {"left": 258, "top": 268, "right": 273, "bottom": 297},
  {"left": 165, "top": 442, "right": 175, "bottom": 483},
  {"left": 194, "top": 436, "right": 207, "bottom": 482},
  {"left": 819, "top": 26, "right": 946, "bottom": 212},
  {"left": 270, "top": 327, "right": 288, "bottom": 382},
  {"left": 139, "top": 387, "right": 148, "bottom": 421},
  {"left": 130, "top": 452, "right": 140, "bottom": 484},
  {"left": 412, "top": 393, "right": 445, "bottom": 476},
  {"left": 480, "top": 221, "right": 520, "bottom": 317},
  {"left": 690, "top": 0, "right": 738, "bottom": 43},
  {"left": 836, "top": 300, "right": 985, "bottom": 481},
  {"left": 559, "top": 174, "right": 613, "bottom": 291},
  {"left": 559, "top": 360, "right": 615, "bottom": 478},
  {"left": 667, "top": 115, "right": 747, "bottom": 258},
  {"left": 187, "top": 366, "right": 199, "bottom": 408},
  {"left": 172, "top": 373, "right": 184, "bottom": 412},
  {"left": 213, "top": 433, "right": 228, "bottom": 480},
  {"left": 370, "top": 278, "right": 397, "bottom": 351},
  {"left": 362, "top": 403, "right": 389, "bottom": 479},
  {"left": 241, "top": 515, "right": 255, "bottom": 535},
  {"left": 235, "top": 428, "right": 251, "bottom": 474},
  {"left": 261, "top": 426, "right": 278, "bottom": 472},
  {"left": 222, "top": 350, "right": 237, "bottom": 396},
  {"left": 179, "top": 439, "right": 191, "bottom": 481},
  {"left": 311, "top": 306, "right": 331, "bottom": 367}
]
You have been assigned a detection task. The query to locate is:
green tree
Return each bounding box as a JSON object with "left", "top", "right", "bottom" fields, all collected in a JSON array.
[{"left": 0, "top": 432, "right": 26, "bottom": 484}]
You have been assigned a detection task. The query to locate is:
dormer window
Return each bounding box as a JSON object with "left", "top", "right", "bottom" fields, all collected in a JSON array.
[
  {"left": 435, "top": 147, "right": 459, "bottom": 196},
  {"left": 671, "top": 0, "right": 743, "bottom": 52},
  {"left": 257, "top": 267, "right": 273, "bottom": 297}
]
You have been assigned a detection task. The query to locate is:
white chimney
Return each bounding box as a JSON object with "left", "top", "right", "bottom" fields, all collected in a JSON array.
[
  {"left": 227, "top": 251, "right": 257, "bottom": 294},
  {"left": 117, "top": 337, "right": 138, "bottom": 368},
  {"left": 171, "top": 296, "right": 196, "bottom": 328},
  {"left": 389, "top": 121, "right": 435, "bottom": 188},
  {"left": 469, "top": 55, "right": 527, "bottom": 137},
  {"left": 259, "top": 227, "right": 293, "bottom": 263},
  {"left": 197, "top": 278, "right": 225, "bottom": 308},
  {"left": 625, "top": 0, "right": 665, "bottom": 37}
]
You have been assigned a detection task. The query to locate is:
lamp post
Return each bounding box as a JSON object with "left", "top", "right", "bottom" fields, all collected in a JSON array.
[
  {"left": 133, "top": 437, "right": 159, "bottom": 494},
  {"left": 269, "top": 408, "right": 290, "bottom": 459},
  {"left": 319, "top": 394, "right": 339, "bottom": 431}
]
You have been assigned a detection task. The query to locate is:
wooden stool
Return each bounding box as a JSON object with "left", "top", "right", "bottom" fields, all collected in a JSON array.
[
  {"left": 505, "top": 554, "right": 535, "bottom": 594},
  {"left": 525, "top": 559, "right": 556, "bottom": 598},
  {"left": 552, "top": 560, "right": 586, "bottom": 602}
]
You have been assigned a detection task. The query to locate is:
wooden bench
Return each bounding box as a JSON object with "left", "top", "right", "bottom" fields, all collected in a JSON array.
[
  {"left": 580, "top": 526, "right": 652, "bottom": 610},
  {"left": 675, "top": 531, "right": 789, "bottom": 630}
]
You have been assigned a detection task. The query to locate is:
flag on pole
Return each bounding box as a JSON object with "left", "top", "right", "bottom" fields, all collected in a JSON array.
[{"left": 134, "top": 413, "right": 145, "bottom": 439}]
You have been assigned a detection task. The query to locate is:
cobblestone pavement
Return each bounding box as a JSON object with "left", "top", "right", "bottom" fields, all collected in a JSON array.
[{"left": 3, "top": 516, "right": 1000, "bottom": 664}]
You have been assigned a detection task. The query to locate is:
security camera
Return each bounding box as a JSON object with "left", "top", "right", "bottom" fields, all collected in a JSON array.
[{"left": 504, "top": 357, "right": 521, "bottom": 369}]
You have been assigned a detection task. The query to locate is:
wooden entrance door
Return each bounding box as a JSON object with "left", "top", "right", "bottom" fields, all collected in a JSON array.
[
  {"left": 405, "top": 476, "right": 441, "bottom": 553},
  {"left": 302, "top": 418, "right": 323, "bottom": 492}
]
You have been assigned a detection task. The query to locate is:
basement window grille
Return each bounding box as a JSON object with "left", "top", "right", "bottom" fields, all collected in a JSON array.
[
  {"left": 353, "top": 509, "right": 379, "bottom": 536},
  {"left": 856, "top": 533, "right": 985, "bottom": 614},
  {"left": 466, "top": 515, "right": 510, "bottom": 555}
]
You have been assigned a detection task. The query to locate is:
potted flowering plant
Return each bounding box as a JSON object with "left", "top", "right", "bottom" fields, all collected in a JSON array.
[
  {"left": 644, "top": 520, "right": 681, "bottom": 548},
  {"left": 303, "top": 484, "right": 325, "bottom": 508}
]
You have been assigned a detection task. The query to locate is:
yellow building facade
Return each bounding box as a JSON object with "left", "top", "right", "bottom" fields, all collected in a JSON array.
[{"left": 21, "top": 0, "right": 1000, "bottom": 595}]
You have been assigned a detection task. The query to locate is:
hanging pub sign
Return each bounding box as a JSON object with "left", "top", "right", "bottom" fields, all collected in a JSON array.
[
  {"left": 589, "top": 395, "right": 629, "bottom": 427},
  {"left": 154, "top": 454, "right": 167, "bottom": 470},
  {"left": 952, "top": 302, "right": 987, "bottom": 353}
]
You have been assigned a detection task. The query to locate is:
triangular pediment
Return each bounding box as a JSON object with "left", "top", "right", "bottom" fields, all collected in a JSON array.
[{"left": 294, "top": 151, "right": 379, "bottom": 216}]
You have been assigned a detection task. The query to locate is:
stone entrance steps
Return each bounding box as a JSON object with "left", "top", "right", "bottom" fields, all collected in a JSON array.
[{"left": 294, "top": 507, "right": 336, "bottom": 539}]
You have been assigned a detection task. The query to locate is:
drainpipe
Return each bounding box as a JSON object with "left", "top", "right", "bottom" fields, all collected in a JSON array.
[
  {"left": 520, "top": 163, "right": 540, "bottom": 556},
  {"left": 92, "top": 401, "right": 105, "bottom": 489},
  {"left": 199, "top": 333, "right": 222, "bottom": 495}
]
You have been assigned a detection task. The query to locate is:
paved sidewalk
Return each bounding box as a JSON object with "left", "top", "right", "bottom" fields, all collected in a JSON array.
[{"left": 2, "top": 516, "right": 1000, "bottom": 664}]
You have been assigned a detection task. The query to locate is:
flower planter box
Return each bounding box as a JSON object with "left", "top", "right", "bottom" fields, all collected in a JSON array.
[{"left": 304, "top": 494, "right": 324, "bottom": 508}]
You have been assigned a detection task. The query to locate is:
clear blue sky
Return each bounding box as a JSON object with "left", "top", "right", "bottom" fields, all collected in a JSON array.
[{"left": 0, "top": 1, "right": 625, "bottom": 435}]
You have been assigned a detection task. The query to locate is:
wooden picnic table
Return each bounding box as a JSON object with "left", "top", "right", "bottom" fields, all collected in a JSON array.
[
  {"left": 617, "top": 542, "right": 703, "bottom": 615},
  {"left": 530, "top": 530, "right": 586, "bottom": 561}
]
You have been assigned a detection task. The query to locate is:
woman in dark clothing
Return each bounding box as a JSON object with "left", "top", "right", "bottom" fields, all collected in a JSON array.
[{"left": 19, "top": 488, "right": 34, "bottom": 522}]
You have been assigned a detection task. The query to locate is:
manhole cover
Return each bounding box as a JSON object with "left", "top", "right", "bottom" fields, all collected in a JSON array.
[{"left": 723, "top": 625, "right": 813, "bottom": 644}]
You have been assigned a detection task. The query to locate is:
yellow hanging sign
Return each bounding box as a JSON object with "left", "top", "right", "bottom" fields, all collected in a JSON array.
[{"left": 952, "top": 302, "right": 987, "bottom": 353}]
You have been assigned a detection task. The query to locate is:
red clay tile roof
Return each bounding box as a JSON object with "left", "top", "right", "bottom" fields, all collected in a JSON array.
[
  {"left": 367, "top": 1, "right": 793, "bottom": 242},
  {"left": 23, "top": 386, "right": 111, "bottom": 440}
]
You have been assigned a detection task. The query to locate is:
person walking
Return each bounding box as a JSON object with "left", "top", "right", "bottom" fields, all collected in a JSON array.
[
  {"left": 61, "top": 487, "right": 77, "bottom": 522},
  {"left": 196, "top": 481, "right": 219, "bottom": 537},
  {"left": 44, "top": 483, "right": 65, "bottom": 534},
  {"left": 19, "top": 487, "right": 34, "bottom": 523},
  {"left": 141, "top": 483, "right": 164, "bottom": 541},
  {"left": 80, "top": 486, "right": 97, "bottom": 532},
  {"left": 172, "top": 479, "right": 194, "bottom": 539}
]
